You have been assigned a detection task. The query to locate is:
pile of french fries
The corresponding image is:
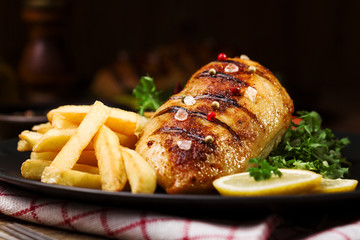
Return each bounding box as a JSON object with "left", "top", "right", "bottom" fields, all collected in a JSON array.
[{"left": 17, "top": 101, "right": 157, "bottom": 194}]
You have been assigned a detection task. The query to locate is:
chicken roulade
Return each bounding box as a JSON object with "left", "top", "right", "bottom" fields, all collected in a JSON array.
[{"left": 135, "top": 55, "right": 294, "bottom": 194}]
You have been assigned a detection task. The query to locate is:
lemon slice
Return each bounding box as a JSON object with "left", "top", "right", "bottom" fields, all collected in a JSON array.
[
  {"left": 314, "top": 178, "right": 358, "bottom": 194},
  {"left": 213, "top": 169, "right": 322, "bottom": 196}
]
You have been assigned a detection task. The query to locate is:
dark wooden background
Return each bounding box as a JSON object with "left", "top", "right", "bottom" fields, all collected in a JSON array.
[{"left": 1, "top": 0, "right": 359, "bottom": 133}]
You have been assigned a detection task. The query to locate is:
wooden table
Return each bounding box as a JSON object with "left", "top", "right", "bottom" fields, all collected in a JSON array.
[{"left": 0, "top": 214, "right": 105, "bottom": 240}]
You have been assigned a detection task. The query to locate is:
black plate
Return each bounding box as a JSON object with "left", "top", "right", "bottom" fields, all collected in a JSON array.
[{"left": 1, "top": 134, "right": 360, "bottom": 217}]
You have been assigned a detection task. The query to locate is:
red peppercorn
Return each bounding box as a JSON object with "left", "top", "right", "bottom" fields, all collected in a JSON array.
[
  {"left": 231, "top": 86, "right": 241, "bottom": 96},
  {"left": 217, "top": 53, "right": 227, "bottom": 61},
  {"left": 207, "top": 111, "right": 216, "bottom": 121}
]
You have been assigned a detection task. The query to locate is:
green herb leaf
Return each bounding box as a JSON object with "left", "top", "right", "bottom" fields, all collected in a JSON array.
[
  {"left": 133, "top": 76, "right": 163, "bottom": 116},
  {"left": 265, "top": 110, "right": 350, "bottom": 179},
  {"left": 248, "top": 158, "right": 282, "bottom": 181}
]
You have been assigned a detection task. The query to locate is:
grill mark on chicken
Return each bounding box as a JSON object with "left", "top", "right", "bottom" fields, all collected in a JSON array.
[
  {"left": 154, "top": 106, "right": 243, "bottom": 144},
  {"left": 157, "top": 127, "right": 216, "bottom": 149},
  {"left": 220, "top": 59, "right": 272, "bottom": 82},
  {"left": 195, "top": 71, "right": 249, "bottom": 87},
  {"left": 170, "top": 94, "right": 263, "bottom": 128},
  {"left": 220, "top": 60, "right": 249, "bottom": 70}
]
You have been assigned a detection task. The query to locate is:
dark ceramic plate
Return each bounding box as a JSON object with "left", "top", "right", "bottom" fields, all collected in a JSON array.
[{"left": 1, "top": 134, "right": 360, "bottom": 216}]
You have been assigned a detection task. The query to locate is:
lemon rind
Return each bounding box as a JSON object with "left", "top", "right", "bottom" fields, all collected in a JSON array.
[{"left": 213, "top": 169, "right": 323, "bottom": 196}]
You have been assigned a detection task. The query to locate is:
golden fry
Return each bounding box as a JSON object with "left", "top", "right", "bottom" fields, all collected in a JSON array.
[
  {"left": 30, "top": 150, "right": 98, "bottom": 166},
  {"left": 47, "top": 105, "right": 148, "bottom": 136},
  {"left": 21, "top": 159, "right": 99, "bottom": 180},
  {"left": 121, "top": 147, "right": 156, "bottom": 194},
  {"left": 19, "top": 130, "right": 43, "bottom": 145},
  {"left": 106, "top": 107, "right": 148, "bottom": 136},
  {"left": 32, "top": 122, "right": 52, "bottom": 133},
  {"left": 32, "top": 128, "right": 134, "bottom": 153},
  {"left": 94, "top": 125, "right": 127, "bottom": 191},
  {"left": 51, "top": 112, "right": 78, "bottom": 129},
  {"left": 72, "top": 163, "right": 99, "bottom": 175},
  {"left": 30, "top": 151, "right": 58, "bottom": 161},
  {"left": 49, "top": 101, "right": 110, "bottom": 170},
  {"left": 76, "top": 150, "right": 98, "bottom": 166},
  {"left": 41, "top": 166, "right": 101, "bottom": 189},
  {"left": 116, "top": 132, "right": 138, "bottom": 149},
  {"left": 21, "top": 159, "right": 50, "bottom": 180},
  {"left": 17, "top": 139, "right": 33, "bottom": 152},
  {"left": 32, "top": 128, "right": 78, "bottom": 152},
  {"left": 19, "top": 100, "right": 158, "bottom": 193}
]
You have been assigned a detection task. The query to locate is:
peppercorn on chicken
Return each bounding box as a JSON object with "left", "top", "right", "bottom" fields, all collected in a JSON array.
[{"left": 135, "top": 55, "right": 294, "bottom": 194}]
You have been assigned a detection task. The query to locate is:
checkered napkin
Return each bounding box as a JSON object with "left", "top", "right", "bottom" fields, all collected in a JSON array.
[{"left": 1, "top": 182, "right": 360, "bottom": 240}]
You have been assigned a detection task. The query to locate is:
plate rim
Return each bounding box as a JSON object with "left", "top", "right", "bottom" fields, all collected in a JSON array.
[
  {"left": 1, "top": 166, "right": 359, "bottom": 203},
  {"left": 1, "top": 137, "right": 360, "bottom": 211}
]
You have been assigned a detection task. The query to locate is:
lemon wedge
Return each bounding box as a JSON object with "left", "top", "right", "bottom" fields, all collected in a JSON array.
[
  {"left": 213, "top": 169, "right": 322, "bottom": 196},
  {"left": 314, "top": 178, "right": 358, "bottom": 194}
]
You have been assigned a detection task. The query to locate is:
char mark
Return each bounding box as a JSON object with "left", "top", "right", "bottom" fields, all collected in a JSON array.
[
  {"left": 221, "top": 60, "right": 249, "bottom": 70},
  {"left": 195, "top": 71, "right": 249, "bottom": 87},
  {"left": 220, "top": 59, "right": 272, "bottom": 82},
  {"left": 154, "top": 106, "right": 242, "bottom": 144},
  {"left": 170, "top": 94, "right": 263, "bottom": 128},
  {"left": 157, "top": 127, "right": 215, "bottom": 149}
]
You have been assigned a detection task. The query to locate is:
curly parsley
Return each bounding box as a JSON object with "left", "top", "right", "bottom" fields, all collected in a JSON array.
[
  {"left": 248, "top": 158, "right": 282, "bottom": 181},
  {"left": 248, "top": 111, "right": 351, "bottom": 181}
]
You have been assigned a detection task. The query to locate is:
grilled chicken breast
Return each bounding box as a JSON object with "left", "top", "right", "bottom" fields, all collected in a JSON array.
[{"left": 135, "top": 56, "right": 294, "bottom": 194}]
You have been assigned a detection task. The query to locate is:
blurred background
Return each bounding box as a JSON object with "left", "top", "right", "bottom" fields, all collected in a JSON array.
[{"left": 0, "top": 0, "right": 359, "bottom": 140}]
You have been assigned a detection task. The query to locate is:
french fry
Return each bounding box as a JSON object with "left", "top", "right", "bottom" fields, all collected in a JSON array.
[
  {"left": 116, "top": 132, "right": 138, "bottom": 149},
  {"left": 17, "top": 139, "right": 33, "bottom": 152},
  {"left": 48, "top": 101, "right": 110, "bottom": 170},
  {"left": 21, "top": 159, "right": 99, "bottom": 180},
  {"left": 41, "top": 166, "right": 101, "bottom": 189},
  {"left": 32, "top": 122, "right": 52, "bottom": 133},
  {"left": 51, "top": 112, "right": 78, "bottom": 129},
  {"left": 18, "top": 100, "right": 157, "bottom": 193},
  {"left": 106, "top": 108, "right": 148, "bottom": 137},
  {"left": 32, "top": 127, "right": 136, "bottom": 153},
  {"left": 30, "top": 151, "right": 59, "bottom": 161},
  {"left": 121, "top": 147, "right": 156, "bottom": 194},
  {"left": 19, "top": 130, "right": 43, "bottom": 146},
  {"left": 94, "top": 125, "right": 127, "bottom": 191},
  {"left": 21, "top": 159, "right": 50, "bottom": 180},
  {"left": 72, "top": 163, "right": 99, "bottom": 174},
  {"left": 32, "top": 128, "right": 78, "bottom": 152},
  {"left": 30, "top": 150, "right": 98, "bottom": 166},
  {"left": 47, "top": 105, "right": 149, "bottom": 136}
]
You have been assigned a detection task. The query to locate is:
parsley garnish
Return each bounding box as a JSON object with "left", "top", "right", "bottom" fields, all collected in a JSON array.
[
  {"left": 248, "top": 158, "right": 282, "bottom": 181},
  {"left": 248, "top": 110, "right": 351, "bottom": 181},
  {"left": 133, "top": 76, "right": 163, "bottom": 116}
]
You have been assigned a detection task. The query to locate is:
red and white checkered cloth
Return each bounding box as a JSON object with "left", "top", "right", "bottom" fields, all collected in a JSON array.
[{"left": 1, "top": 183, "right": 360, "bottom": 240}]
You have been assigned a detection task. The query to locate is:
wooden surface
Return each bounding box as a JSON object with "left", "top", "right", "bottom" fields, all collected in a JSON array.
[{"left": 0, "top": 214, "right": 106, "bottom": 240}]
